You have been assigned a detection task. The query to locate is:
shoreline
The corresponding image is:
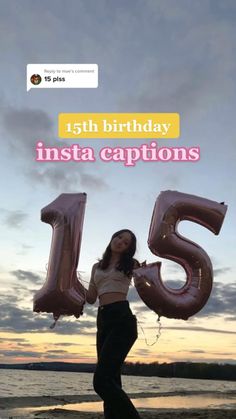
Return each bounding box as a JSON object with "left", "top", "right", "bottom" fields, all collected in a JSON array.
[
  {"left": 1, "top": 390, "right": 236, "bottom": 409},
  {"left": 1, "top": 408, "right": 236, "bottom": 419},
  {"left": 1, "top": 394, "right": 236, "bottom": 419}
]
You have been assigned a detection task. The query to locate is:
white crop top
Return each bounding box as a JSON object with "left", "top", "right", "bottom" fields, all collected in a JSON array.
[{"left": 92, "top": 267, "right": 131, "bottom": 296}]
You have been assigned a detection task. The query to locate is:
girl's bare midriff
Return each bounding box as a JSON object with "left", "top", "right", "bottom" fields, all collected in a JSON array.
[{"left": 99, "top": 292, "right": 127, "bottom": 306}]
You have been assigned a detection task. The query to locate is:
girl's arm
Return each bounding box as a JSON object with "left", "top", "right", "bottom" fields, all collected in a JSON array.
[{"left": 86, "top": 263, "right": 98, "bottom": 304}]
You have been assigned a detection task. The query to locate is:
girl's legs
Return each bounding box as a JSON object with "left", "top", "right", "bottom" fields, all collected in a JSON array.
[
  {"left": 94, "top": 302, "right": 141, "bottom": 419},
  {"left": 97, "top": 328, "right": 122, "bottom": 419},
  {"left": 103, "top": 371, "right": 121, "bottom": 419},
  {"left": 96, "top": 314, "right": 121, "bottom": 419}
]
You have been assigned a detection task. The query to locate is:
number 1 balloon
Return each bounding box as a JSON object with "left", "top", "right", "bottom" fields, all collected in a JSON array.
[
  {"left": 33, "top": 193, "right": 87, "bottom": 325},
  {"left": 133, "top": 190, "right": 227, "bottom": 320}
]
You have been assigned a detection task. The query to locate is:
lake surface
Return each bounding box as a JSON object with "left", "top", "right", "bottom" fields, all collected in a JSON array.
[{"left": 0, "top": 369, "right": 235, "bottom": 415}]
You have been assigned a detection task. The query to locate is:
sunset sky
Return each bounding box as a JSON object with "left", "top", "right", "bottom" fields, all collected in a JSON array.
[{"left": 0, "top": 0, "right": 235, "bottom": 365}]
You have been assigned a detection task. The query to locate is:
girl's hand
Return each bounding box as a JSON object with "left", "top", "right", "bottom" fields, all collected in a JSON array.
[{"left": 134, "top": 275, "right": 150, "bottom": 289}]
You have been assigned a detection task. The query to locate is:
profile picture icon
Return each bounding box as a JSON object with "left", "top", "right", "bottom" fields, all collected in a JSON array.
[{"left": 30, "top": 74, "right": 42, "bottom": 85}]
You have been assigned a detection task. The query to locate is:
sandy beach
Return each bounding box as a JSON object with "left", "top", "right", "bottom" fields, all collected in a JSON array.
[
  {"left": 1, "top": 394, "right": 236, "bottom": 419},
  {"left": 26, "top": 409, "right": 236, "bottom": 419}
]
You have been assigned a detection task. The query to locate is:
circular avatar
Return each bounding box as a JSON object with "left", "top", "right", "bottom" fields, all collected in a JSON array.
[{"left": 30, "top": 74, "right": 42, "bottom": 85}]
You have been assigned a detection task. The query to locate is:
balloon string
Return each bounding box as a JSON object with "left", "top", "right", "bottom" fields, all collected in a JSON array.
[
  {"left": 80, "top": 279, "right": 90, "bottom": 285},
  {"left": 137, "top": 315, "right": 162, "bottom": 346},
  {"left": 50, "top": 314, "right": 60, "bottom": 329},
  {"left": 50, "top": 319, "right": 57, "bottom": 329},
  {"left": 77, "top": 273, "right": 89, "bottom": 301},
  {"left": 79, "top": 272, "right": 163, "bottom": 345}
]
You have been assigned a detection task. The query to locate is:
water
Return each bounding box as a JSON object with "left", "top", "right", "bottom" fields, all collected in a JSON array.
[
  {"left": 0, "top": 369, "right": 235, "bottom": 416},
  {"left": 1, "top": 369, "right": 235, "bottom": 398}
]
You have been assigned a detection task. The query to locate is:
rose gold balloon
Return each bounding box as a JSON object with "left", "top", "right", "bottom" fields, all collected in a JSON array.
[
  {"left": 134, "top": 191, "right": 227, "bottom": 320},
  {"left": 33, "top": 193, "right": 87, "bottom": 321}
]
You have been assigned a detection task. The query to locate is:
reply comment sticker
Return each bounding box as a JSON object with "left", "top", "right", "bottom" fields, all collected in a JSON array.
[{"left": 27, "top": 64, "right": 98, "bottom": 91}]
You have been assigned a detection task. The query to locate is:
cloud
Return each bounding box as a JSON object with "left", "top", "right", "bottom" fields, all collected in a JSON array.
[
  {"left": 0, "top": 350, "right": 42, "bottom": 358},
  {"left": 1, "top": 106, "right": 108, "bottom": 193},
  {"left": 179, "top": 350, "right": 236, "bottom": 357},
  {"left": 129, "top": 280, "right": 236, "bottom": 324},
  {"left": 27, "top": 165, "right": 107, "bottom": 192},
  {"left": 197, "top": 281, "right": 236, "bottom": 319},
  {"left": 4, "top": 107, "right": 52, "bottom": 134},
  {"left": 0, "top": 348, "right": 91, "bottom": 360},
  {"left": 10, "top": 270, "right": 42, "bottom": 285},
  {"left": 127, "top": 286, "right": 141, "bottom": 304},
  {"left": 53, "top": 342, "right": 84, "bottom": 347},
  {"left": 165, "top": 326, "right": 235, "bottom": 335},
  {"left": 162, "top": 173, "right": 182, "bottom": 189},
  {"left": 133, "top": 348, "right": 153, "bottom": 357},
  {"left": 0, "top": 295, "right": 96, "bottom": 335},
  {"left": 27, "top": 166, "right": 77, "bottom": 192},
  {"left": 1, "top": 262, "right": 235, "bottom": 338},
  {"left": 17, "top": 342, "right": 33, "bottom": 347},
  {"left": 0, "top": 267, "right": 98, "bottom": 334},
  {"left": 183, "top": 357, "right": 236, "bottom": 365},
  {"left": 0, "top": 337, "right": 28, "bottom": 343},
  {"left": 116, "top": 2, "right": 236, "bottom": 148},
  {"left": 0, "top": 209, "right": 28, "bottom": 229},
  {"left": 1, "top": 107, "right": 53, "bottom": 158},
  {"left": 80, "top": 173, "right": 107, "bottom": 190},
  {"left": 225, "top": 315, "right": 236, "bottom": 321},
  {"left": 21, "top": 244, "right": 33, "bottom": 250},
  {"left": 213, "top": 267, "right": 232, "bottom": 277},
  {"left": 16, "top": 243, "right": 34, "bottom": 256}
]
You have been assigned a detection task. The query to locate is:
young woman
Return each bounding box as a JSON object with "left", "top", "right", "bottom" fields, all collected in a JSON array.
[{"left": 86, "top": 229, "right": 141, "bottom": 419}]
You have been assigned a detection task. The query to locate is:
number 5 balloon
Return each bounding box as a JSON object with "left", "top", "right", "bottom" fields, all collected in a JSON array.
[
  {"left": 134, "top": 190, "right": 227, "bottom": 320},
  {"left": 33, "top": 193, "right": 87, "bottom": 324}
]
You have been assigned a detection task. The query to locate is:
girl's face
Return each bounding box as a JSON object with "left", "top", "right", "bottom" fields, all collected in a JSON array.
[{"left": 110, "top": 232, "right": 132, "bottom": 254}]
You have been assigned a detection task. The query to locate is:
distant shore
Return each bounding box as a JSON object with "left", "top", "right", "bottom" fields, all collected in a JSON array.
[{"left": 0, "top": 361, "right": 235, "bottom": 381}]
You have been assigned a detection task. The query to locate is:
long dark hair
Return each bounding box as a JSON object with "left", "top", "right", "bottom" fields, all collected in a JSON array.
[{"left": 98, "top": 229, "right": 138, "bottom": 277}]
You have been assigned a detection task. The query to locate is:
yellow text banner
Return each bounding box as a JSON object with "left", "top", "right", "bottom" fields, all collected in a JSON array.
[{"left": 58, "top": 113, "right": 180, "bottom": 139}]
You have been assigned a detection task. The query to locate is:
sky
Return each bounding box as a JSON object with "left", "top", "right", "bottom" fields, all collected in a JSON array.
[{"left": 0, "top": 0, "right": 235, "bottom": 366}]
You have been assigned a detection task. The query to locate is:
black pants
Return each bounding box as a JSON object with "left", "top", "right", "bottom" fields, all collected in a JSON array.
[{"left": 93, "top": 300, "right": 141, "bottom": 419}]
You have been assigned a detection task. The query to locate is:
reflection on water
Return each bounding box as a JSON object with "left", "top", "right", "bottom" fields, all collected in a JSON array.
[
  {"left": 59, "top": 395, "right": 236, "bottom": 411},
  {"left": 2, "top": 394, "right": 236, "bottom": 418}
]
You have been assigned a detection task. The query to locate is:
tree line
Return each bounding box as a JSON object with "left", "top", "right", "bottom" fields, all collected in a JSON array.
[
  {"left": 0, "top": 361, "right": 235, "bottom": 381},
  {"left": 122, "top": 361, "right": 236, "bottom": 381}
]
